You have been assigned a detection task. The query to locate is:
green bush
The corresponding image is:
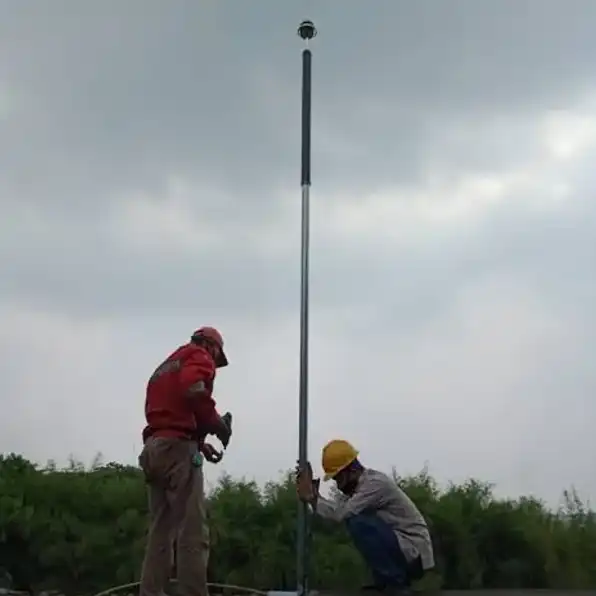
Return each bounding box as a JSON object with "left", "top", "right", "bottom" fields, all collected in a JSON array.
[{"left": 0, "top": 453, "right": 594, "bottom": 594}]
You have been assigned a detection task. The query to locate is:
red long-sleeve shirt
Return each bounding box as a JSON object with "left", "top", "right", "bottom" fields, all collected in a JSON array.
[{"left": 143, "top": 343, "right": 221, "bottom": 442}]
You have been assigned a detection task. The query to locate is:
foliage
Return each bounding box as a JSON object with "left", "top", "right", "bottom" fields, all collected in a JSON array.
[{"left": 0, "top": 453, "right": 595, "bottom": 594}]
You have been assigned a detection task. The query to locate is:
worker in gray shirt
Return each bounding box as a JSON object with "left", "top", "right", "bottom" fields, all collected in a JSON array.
[{"left": 296, "top": 439, "right": 434, "bottom": 594}]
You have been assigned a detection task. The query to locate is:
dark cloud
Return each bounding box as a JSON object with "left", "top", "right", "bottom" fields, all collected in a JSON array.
[{"left": 3, "top": 1, "right": 596, "bottom": 211}]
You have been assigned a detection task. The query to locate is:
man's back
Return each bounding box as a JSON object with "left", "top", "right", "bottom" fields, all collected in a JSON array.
[{"left": 144, "top": 343, "right": 216, "bottom": 440}]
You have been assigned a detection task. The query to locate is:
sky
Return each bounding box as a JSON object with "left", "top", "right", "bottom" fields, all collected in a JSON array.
[{"left": 1, "top": 1, "right": 595, "bottom": 508}]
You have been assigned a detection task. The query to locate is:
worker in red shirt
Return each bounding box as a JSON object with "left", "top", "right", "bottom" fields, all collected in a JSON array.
[{"left": 138, "top": 326, "right": 232, "bottom": 596}]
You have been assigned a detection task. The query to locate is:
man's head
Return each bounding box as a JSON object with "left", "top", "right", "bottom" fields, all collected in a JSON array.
[
  {"left": 322, "top": 439, "right": 364, "bottom": 495},
  {"left": 191, "top": 326, "right": 228, "bottom": 368}
]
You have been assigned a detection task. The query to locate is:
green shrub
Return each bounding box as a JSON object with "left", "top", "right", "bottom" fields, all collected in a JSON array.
[{"left": 0, "top": 453, "right": 594, "bottom": 594}]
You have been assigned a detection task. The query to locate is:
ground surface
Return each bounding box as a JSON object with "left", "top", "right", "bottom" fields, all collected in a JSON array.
[
  {"left": 316, "top": 592, "right": 596, "bottom": 596},
  {"left": 94, "top": 585, "right": 596, "bottom": 596}
]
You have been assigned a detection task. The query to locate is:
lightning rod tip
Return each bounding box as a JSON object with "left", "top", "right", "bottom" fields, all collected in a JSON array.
[{"left": 297, "top": 20, "right": 317, "bottom": 41}]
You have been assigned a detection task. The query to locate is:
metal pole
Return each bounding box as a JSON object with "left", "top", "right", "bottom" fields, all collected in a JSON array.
[{"left": 296, "top": 18, "right": 316, "bottom": 596}]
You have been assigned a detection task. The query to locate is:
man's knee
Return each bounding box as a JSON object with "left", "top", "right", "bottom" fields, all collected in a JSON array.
[
  {"left": 345, "top": 513, "right": 363, "bottom": 531},
  {"left": 345, "top": 512, "right": 390, "bottom": 538},
  {"left": 177, "top": 522, "right": 209, "bottom": 551},
  {"left": 345, "top": 512, "right": 401, "bottom": 558},
  {"left": 345, "top": 513, "right": 411, "bottom": 588}
]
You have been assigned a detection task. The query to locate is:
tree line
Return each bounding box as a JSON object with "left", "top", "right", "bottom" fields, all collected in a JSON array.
[{"left": 0, "top": 453, "right": 595, "bottom": 595}]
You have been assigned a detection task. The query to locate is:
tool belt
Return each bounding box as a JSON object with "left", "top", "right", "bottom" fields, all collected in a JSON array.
[
  {"left": 138, "top": 431, "right": 199, "bottom": 486},
  {"left": 142, "top": 424, "right": 198, "bottom": 443}
]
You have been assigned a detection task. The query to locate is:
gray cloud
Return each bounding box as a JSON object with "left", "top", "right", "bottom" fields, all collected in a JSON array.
[{"left": 3, "top": 1, "right": 596, "bottom": 209}]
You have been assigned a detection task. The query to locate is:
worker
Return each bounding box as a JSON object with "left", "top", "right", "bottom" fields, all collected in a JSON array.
[
  {"left": 138, "top": 326, "right": 233, "bottom": 596},
  {"left": 296, "top": 439, "right": 435, "bottom": 595}
]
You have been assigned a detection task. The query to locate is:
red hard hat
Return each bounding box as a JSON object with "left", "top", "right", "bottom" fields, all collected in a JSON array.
[{"left": 191, "top": 326, "right": 228, "bottom": 367}]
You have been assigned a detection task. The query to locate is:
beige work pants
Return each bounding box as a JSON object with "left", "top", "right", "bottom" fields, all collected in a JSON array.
[{"left": 138, "top": 437, "right": 210, "bottom": 596}]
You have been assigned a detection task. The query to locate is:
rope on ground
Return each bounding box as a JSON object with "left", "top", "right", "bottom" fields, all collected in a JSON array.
[{"left": 93, "top": 581, "right": 267, "bottom": 596}]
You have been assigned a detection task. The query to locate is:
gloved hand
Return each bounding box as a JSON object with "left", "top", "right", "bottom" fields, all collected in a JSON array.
[
  {"left": 202, "top": 442, "right": 223, "bottom": 464},
  {"left": 295, "top": 460, "right": 320, "bottom": 504},
  {"left": 215, "top": 412, "right": 232, "bottom": 449}
]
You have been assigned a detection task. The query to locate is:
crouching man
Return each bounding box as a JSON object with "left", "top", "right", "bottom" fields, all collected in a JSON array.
[{"left": 296, "top": 439, "right": 434, "bottom": 595}]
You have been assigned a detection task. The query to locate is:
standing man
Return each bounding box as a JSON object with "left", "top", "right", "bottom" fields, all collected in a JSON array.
[
  {"left": 139, "top": 327, "right": 233, "bottom": 596},
  {"left": 296, "top": 439, "right": 434, "bottom": 595}
]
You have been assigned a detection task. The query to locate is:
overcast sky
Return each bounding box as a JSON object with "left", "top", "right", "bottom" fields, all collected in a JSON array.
[{"left": 1, "top": 1, "right": 595, "bottom": 508}]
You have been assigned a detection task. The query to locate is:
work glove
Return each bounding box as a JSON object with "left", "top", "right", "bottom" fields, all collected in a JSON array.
[
  {"left": 295, "top": 460, "right": 320, "bottom": 504},
  {"left": 215, "top": 411, "right": 232, "bottom": 449},
  {"left": 202, "top": 442, "right": 223, "bottom": 464}
]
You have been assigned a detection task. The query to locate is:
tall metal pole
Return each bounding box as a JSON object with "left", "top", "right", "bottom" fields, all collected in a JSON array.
[{"left": 296, "top": 18, "right": 316, "bottom": 596}]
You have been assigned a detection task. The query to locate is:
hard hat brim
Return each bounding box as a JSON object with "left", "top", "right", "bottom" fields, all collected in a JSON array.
[
  {"left": 322, "top": 451, "right": 358, "bottom": 481},
  {"left": 216, "top": 349, "right": 229, "bottom": 368}
]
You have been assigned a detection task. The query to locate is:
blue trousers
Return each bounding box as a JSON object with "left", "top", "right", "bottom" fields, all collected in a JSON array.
[{"left": 345, "top": 512, "right": 421, "bottom": 589}]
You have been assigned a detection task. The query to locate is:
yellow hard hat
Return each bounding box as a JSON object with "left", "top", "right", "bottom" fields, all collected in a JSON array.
[{"left": 322, "top": 439, "right": 359, "bottom": 481}]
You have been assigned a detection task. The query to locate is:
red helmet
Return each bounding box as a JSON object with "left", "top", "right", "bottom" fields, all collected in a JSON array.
[{"left": 191, "top": 326, "right": 228, "bottom": 368}]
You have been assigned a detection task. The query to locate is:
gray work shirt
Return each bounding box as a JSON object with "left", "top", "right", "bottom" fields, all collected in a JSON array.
[{"left": 314, "top": 468, "right": 435, "bottom": 570}]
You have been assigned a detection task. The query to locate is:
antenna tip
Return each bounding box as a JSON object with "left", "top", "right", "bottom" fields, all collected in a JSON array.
[{"left": 297, "top": 20, "right": 317, "bottom": 41}]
